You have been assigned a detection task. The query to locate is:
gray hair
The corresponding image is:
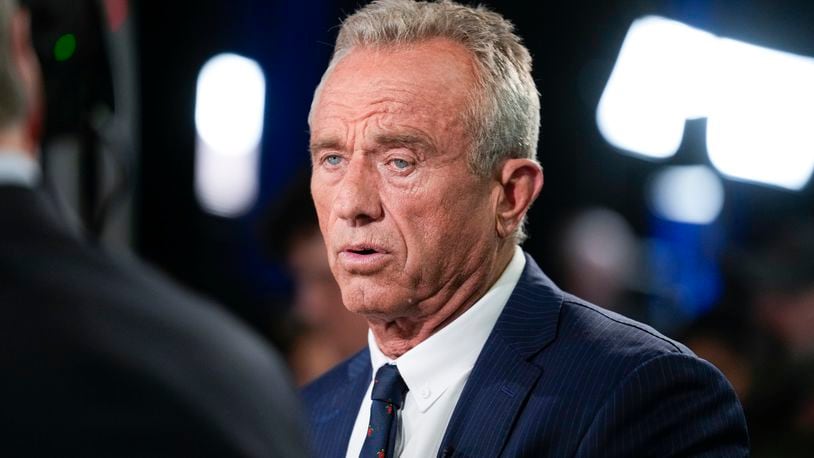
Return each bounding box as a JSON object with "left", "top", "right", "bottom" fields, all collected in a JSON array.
[
  {"left": 310, "top": 0, "right": 541, "bottom": 241},
  {"left": 0, "top": 0, "right": 26, "bottom": 130}
]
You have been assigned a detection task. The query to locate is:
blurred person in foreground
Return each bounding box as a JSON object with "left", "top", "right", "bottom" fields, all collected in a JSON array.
[
  {"left": 0, "top": 1, "right": 306, "bottom": 455},
  {"left": 302, "top": 1, "right": 748, "bottom": 456},
  {"left": 264, "top": 176, "right": 367, "bottom": 385}
]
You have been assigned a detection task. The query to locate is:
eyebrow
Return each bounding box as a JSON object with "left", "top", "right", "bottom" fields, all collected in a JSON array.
[
  {"left": 373, "top": 133, "right": 434, "bottom": 154},
  {"left": 309, "top": 132, "right": 435, "bottom": 158},
  {"left": 309, "top": 137, "right": 343, "bottom": 158}
]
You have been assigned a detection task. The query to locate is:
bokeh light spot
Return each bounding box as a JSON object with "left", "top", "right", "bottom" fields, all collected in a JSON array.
[{"left": 54, "top": 34, "right": 77, "bottom": 62}]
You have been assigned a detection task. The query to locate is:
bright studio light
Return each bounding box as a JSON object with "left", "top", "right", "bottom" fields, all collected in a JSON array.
[
  {"left": 706, "top": 39, "right": 814, "bottom": 190},
  {"left": 649, "top": 165, "right": 724, "bottom": 225},
  {"left": 194, "top": 53, "right": 266, "bottom": 216},
  {"left": 597, "top": 17, "right": 715, "bottom": 159},
  {"left": 598, "top": 16, "right": 814, "bottom": 190}
]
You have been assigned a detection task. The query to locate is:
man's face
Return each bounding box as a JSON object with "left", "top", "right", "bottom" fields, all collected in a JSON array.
[{"left": 309, "top": 39, "right": 501, "bottom": 320}]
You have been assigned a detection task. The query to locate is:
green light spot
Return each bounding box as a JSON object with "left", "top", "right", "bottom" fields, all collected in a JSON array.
[{"left": 54, "top": 34, "right": 76, "bottom": 62}]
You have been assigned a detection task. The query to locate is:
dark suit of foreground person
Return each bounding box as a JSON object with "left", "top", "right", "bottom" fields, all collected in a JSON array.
[
  {"left": 302, "top": 0, "right": 749, "bottom": 456},
  {"left": 0, "top": 1, "right": 306, "bottom": 455}
]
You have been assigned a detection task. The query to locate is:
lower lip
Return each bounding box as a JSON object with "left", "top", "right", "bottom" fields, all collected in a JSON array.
[{"left": 337, "top": 251, "right": 390, "bottom": 273}]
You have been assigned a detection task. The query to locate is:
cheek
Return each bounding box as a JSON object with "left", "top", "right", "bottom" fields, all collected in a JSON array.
[
  {"left": 433, "top": 191, "right": 495, "bottom": 250},
  {"left": 406, "top": 173, "right": 477, "bottom": 215},
  {"left": 395, "top": 191, "right": 477, "bottom": 262}
]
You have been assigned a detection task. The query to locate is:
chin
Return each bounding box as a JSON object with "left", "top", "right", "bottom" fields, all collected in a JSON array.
[{"left": 339, "top": 280, "right": 413, "bottom": 320}]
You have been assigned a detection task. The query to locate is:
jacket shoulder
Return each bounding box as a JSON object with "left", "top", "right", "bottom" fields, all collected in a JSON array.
[
  {"left": 559, "top": 293, "right": 692, "bottom": 358},
  {"left": 0, "top": 205, "right": 307, "bottom": 456},
  {"left": 524, "top": 292, "right": 702, "bottom": 413},
  {"left": 508, "top": 292, "right": 748, "bottom": 455},
  {"left": 302, "top": 348, "right": 370, "bottom": 407}
]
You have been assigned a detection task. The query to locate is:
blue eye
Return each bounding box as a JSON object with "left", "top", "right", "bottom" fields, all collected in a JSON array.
[
  {"left": 391, "top": 158, "right": 410, "bottom": 169},
  {"left": 325, "top": 155, "right": 342, "bottom": 166}
]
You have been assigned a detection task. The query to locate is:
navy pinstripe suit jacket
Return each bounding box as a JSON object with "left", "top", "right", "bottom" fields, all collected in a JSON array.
[{"left": 302, "top": 253, "right": 749, "bottom": 457}]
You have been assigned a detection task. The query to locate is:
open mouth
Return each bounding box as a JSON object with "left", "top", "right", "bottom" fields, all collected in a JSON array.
[
  {"left": 349, "top": 248, "right": 377, "bottom": 255},
  {"left": 339, "top": 244, "right": 388, "bottom": 270}
]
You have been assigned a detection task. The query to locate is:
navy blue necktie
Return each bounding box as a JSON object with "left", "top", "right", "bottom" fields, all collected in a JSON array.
[{"left": 360, "top": 364, "right": 409, "bottom": 458}]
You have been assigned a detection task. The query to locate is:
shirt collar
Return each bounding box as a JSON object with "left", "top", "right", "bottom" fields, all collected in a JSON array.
[
  {"left": 368, "top": 245, "right": 526, "bottom": 412},
  {"left": 0, "top": 150, "right": 39, "bottom": 187}
]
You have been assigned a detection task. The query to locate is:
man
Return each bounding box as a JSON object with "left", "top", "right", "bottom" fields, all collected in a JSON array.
[
  {"left": 302, "top": 1, "right": 749, "bottom": 457},
  {"left": 0, "top": 1, "right": 306, "bottom": 455}
]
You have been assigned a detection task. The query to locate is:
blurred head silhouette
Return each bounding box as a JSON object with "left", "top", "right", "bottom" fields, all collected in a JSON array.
[{"left": 0, "top": 0, "right": 42, "bottom": 156}]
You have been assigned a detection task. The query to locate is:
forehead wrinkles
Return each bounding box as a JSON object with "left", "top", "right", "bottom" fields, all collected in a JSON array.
[
  {"left": 315, "top": 95, "right": 410, "bottom": 125},
  {"left": 318, "top": 72, "right": 440, "bottom": 111},
  {"left": 313, "top": 92, "right": 463, "bottom": 152},
  {"left": 311, "top": 97, "right": 410, "bottom": 151}
]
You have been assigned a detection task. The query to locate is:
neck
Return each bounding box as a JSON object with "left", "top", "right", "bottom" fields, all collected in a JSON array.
[
  {"left": 368, "top": 242, "right": 516, "bottom": 359},
  {"left": 0, "top": 125, "right": 36, "bottom": 158}
]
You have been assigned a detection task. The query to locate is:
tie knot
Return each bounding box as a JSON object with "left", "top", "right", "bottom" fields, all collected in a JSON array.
[{"left": 371, "top": 364, "right": 409, "bottom": 408}]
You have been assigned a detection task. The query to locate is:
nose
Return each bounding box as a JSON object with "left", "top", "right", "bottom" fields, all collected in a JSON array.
[{"left": 333, "top": 156, "right": 383, "bottom": 226}]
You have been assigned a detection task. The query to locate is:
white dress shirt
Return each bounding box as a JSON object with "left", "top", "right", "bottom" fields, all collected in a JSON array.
[
  {"left": 346, "top": 246, "right": 526, "bottom": 458},
  {"left": 0, "top": 150, "right": 39, "bottom": 187}
]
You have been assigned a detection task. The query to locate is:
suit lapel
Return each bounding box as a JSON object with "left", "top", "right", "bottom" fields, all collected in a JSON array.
[{"left": 438, "top": 253, "right": 563, "bottom": 457}]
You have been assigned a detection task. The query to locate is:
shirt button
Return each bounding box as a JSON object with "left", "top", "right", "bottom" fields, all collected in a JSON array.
[{"left": 420, "top": 386, "right": 431, "bottom": 399}]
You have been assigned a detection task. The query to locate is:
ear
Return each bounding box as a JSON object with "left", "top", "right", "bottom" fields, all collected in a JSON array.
[
  {"left": 10, "top": 8, "right": 43, "bottom": 148},
  {"left": 494, "top": 158, "right": 543, "bottom": 239}
]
